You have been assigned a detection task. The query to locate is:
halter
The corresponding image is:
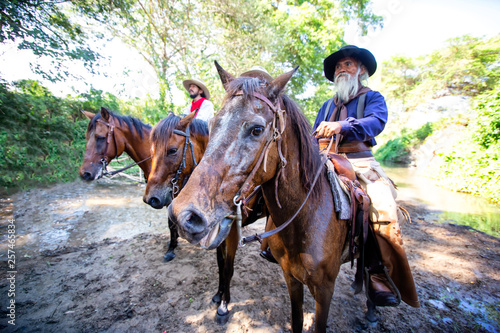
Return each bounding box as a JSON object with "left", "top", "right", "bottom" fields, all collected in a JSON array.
[{"left": 170, "top": 126, "right": 198, "bottom": 196}]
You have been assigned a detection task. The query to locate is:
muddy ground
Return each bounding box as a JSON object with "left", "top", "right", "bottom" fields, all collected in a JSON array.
[{"left": 0, "top": 179, "right": 499, "bottom": 332}]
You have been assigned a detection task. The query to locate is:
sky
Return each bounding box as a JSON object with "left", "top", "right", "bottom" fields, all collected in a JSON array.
[
  {"left": 0, "top": 0, "right": 499, "bottom": 102},
  {"left": 346, "top": 0, "right": 500, "bottom": 62}
]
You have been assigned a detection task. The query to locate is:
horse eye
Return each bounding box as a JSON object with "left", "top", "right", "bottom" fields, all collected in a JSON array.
[
  {"left": 96, "top": 135, "right": 105, "bottom": 141},
  {"left": 167, "top": 148, "right": 178, "bottom": 155},
  {"left": 251, "top": 126, "right": 264, "bottom": 137}
]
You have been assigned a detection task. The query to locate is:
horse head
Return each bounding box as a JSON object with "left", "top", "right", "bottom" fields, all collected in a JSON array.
[
  {"left": 79, "top": 107, "right": 125, "bottom": 181},
  {"left": 168, "top": 61, "right": 298, "bottom": 249},
  {"left": 144, "top": 112, "right": 209, "bottom": 209}
]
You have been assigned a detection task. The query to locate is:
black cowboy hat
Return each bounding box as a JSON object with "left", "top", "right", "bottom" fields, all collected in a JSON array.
[{"left": 323, "top": 45, "right": 377, "bottom": 81}]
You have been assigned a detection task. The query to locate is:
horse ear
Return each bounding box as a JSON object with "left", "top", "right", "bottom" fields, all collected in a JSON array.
[
  {"left": 100, "top": 107, "right": 110, "bottom": 121},
  {"left": 81, "top": 110, "right": 95, "bottom": 120},
  {"left": 214, "top": 60, "right": 235, "bottom": 91},
  {"left": 267, "top": 66, "right": 299, "bottom": 99},
  {"left": 178, "top": 111, "right": 196, "bottom": 130}
]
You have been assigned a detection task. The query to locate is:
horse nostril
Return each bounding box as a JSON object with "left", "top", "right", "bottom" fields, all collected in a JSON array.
[
  {"left": 148, "top": 197, "right": 163, "bottom": 209},
  {"left": 82, "top": 172, "right": 93, "bottom": 181},
  {"left": 184, "top": 211, "right": 206, "bottom": 235}
]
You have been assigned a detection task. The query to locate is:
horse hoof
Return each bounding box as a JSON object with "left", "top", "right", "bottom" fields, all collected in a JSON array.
[
  {"left": 163, "top": 252, "right": 175, "bottom": 262},
  {"left": 365, "top": 313, "right": 378, "bottom": 326},
  {"left": 211, "top": 294, "right": 222, "bottom": 306},
  {"left": 216, "top": 310, "right": 230, "bottom": 325}
]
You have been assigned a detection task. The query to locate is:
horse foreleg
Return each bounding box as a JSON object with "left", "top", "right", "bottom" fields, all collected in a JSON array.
[
  {"left": 163, "top": 218, "right": 178, "bottom": 262},
  {"left": 212, "top": 240, "right": 226, "bottom": 306},
  {"left": 365, "top": 299, "right": 378, "bottom": 326},
  {"left": 285, "top": 274, "right": 304, "bottom": 333},
  {"left": 312, "top": 285, "right": 334, "bottom": 333},
  {"left": 216, "top": 225, "right": 238, "bottom": 325}
]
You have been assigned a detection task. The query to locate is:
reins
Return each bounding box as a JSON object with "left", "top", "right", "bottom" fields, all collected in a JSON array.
[
  {"left": 240, "top": 156, "right": 325, "bottom": 245},
  {"left": 227, "top": 90, "right": 326, "bottom": 246},
  {"left": 104, "top": 156, "right": 152, "bottom": 177}
]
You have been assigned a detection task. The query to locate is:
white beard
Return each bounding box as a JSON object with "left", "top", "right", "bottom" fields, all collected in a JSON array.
[{"left": 334, "top": 68, "right": 361, "bottom": 102}]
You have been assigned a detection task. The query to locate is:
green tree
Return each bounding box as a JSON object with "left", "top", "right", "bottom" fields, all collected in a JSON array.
[
  {"left": 379, "top": 56, "right": 417, "bottom": 111},
  {"left": 0, "top": 0, "right": 113, "bottom": 81},
  {"left": 471, "top": 83, "right": 500, "bottom": 149},
  {"left": 0, "top": 79, "right": 88, "bottom": 193},
  {"left": 76, "top": 0, "right": 381, "bottom": 118},
  {"left": 379, "top": 34, "right": 500, "bottom": 111}
]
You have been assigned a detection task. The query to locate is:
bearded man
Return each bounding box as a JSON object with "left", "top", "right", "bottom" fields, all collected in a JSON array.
[{"left": 313, "top": 45, "right": 420, "bottom": 309}]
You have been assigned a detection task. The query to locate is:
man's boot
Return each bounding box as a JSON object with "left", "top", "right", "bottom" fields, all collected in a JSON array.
[
  {"left": 260, "top": 247, "right": 278, "bottom": 264},
  {"left": 365, "top": 265, "right": 400, "bottom": 307}
]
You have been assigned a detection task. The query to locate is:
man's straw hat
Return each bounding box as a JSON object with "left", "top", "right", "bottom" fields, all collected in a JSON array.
[{"left": 183, "top": 78, "right": 210, "bottom": 99}]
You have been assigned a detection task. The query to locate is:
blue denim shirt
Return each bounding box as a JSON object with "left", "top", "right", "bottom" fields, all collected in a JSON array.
[{"left": 312, "top": 90, "right": 388, "bottom": 146}]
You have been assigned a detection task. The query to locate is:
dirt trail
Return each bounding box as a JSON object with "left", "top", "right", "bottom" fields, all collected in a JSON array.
[{"left": 0, "top": 180, "right": 499, "bottom": 332}]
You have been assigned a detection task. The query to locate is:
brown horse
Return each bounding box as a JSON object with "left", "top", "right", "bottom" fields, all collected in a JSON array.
[
  {"left": 168, "top": 63, "right": 349, "bottom": 332},
  {"left": 80, "top": 107, "right": 183, "bottom": 261},
  {"left": 144, "top": 111, "right": 266, "bottom": 322},
  {"left": 80, "top": 107, "right": 152, "bottom": 181},
  {"left": 143, "top": 112, "right": 208, "bottom": 262}
]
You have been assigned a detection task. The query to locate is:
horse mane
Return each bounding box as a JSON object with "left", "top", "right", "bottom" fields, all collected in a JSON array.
[
  {"left": 150, "top": 114, "right": 209, "bottom": 153},
  {"left": 225, "top": 77, "right": 323, "bottom": 197},
  {"left": 87, "top": 110, "right": 152, "bottom": 140}
]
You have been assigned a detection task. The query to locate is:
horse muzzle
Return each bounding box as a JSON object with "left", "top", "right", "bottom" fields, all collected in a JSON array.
[
  {"left": 79, "top": 164, "right": 104, "bottom": 181},
  {"left": 168, "top": 205, "right": 233, "bottom": 250},
  {"left": 143, "top": 187, "right": 173, "bottom": 209},
  {"left": 200, "top": 217, "right": 233, "bottom": 250}
]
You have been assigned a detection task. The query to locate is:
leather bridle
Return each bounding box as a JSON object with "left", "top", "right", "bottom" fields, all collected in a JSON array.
[
  {"left": 233, "top": 91, "right": 287, "bottom": 207},
  {"left": 170, "top": 126, "right": 198, "bottom": 196},
  {"left": 94, "top": 115, "right": 151, "bottom": 178},
  {"left": 225, "top": 90, "right": 326, "bottom": 246},
  {"left": 95, "top": 116, "right": 118, "bottom": 176}
]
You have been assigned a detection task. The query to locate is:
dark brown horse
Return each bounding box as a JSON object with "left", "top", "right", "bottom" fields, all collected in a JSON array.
[
  {"left": 168, "top": 63, "right": 349, "bottom": 332},
  {"left": 144, "top": 111, "right": 266, "bottom": 322},
  {"left": 80, "top": 107, "right": 152, "bottom": 181},
  {"left": 143, "top": 112, "right": 208, "bottom": 261}
]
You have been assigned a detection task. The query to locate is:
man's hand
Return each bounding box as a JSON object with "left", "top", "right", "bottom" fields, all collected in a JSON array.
[{"left": 315, "top": 121, "right": 341, "bottom": 138}]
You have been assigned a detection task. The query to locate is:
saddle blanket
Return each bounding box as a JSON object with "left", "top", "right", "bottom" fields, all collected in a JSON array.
[{"left": 325, "top": 159, "right": 351, "bottom": 220}]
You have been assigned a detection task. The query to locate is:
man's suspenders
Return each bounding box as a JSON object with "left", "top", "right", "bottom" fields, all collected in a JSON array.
[
  {"left": 323, "top": 93, "right": 367, "bottom": 122},
  {"left": 356, "top": 93, "right": 367, "bottom": 119}
]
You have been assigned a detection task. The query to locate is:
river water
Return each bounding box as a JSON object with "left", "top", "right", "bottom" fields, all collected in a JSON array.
[{"left": 384, "top": 164, "right": 500, "bottom": 237}]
